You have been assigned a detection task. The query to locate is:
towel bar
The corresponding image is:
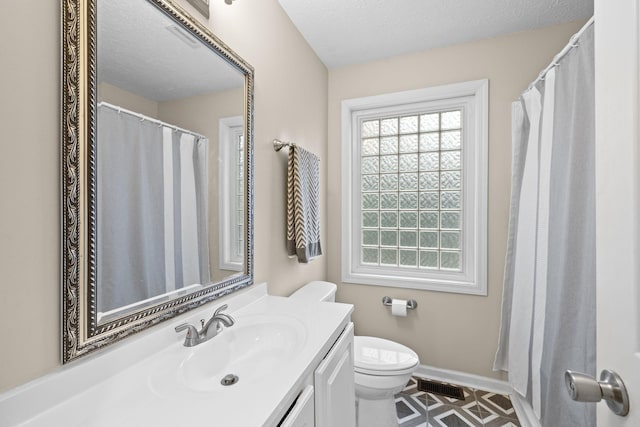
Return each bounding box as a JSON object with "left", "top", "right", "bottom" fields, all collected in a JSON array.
[{"left": 273, "top": 139, "right": 295, "bottom": 152}]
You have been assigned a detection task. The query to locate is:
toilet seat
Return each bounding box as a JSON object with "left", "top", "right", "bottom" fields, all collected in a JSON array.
[{"left": 354, "top": 336, "right": 419, "bottom": 376}]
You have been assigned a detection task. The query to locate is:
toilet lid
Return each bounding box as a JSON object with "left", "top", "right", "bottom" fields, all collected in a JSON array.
[{"left": 353, "top": 336, "right": 419, "bottom": 376}]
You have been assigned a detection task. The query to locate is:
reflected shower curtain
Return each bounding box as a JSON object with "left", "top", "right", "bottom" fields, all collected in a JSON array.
[
  {"left": 97, "top": 105, "right": 210, "bottom": 314},
  {"left": 163, "top": 128, "right": 211, "bottom": 291},
  {"left": 494, "top": 22, "right": 595, "bottom": 426}
]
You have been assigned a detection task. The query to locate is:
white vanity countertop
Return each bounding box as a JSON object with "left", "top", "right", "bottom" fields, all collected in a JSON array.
[{"left": 0, "top": 284, "right": 353, "bottom": 427}]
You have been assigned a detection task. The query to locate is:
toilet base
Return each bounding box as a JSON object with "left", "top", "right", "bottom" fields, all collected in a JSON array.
[{"left": 356, "top": 395, "right": 399, "bottom": 427}]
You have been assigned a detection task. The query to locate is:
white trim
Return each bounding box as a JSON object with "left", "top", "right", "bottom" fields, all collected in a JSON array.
[
  {"left": 218, "top": 115, "right": 244, "bottom": 271},
  {"left": 510, "top": 393, "right": 542, "bottom": 427},
  {"left": 414, "top": 365, "right": 511, "bottom": 394},
  {"left": 341, "top": 80, "right": 488, "bottom": 295},
  {"left": 414, "top": 364, "right": 540, "bottom": 427}
]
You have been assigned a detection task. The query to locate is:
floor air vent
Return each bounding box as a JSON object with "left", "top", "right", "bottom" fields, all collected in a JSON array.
[{"left": 416, "top": 378, "right": 465, "bottom": 400}]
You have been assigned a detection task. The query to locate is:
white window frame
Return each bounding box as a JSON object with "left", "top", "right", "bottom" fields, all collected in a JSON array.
[
  {"left": 219, "top": 115, "right": 244, "bottom": 272},
  {"left": 341, "top": 80, "right": 488, "bottom": 295}
]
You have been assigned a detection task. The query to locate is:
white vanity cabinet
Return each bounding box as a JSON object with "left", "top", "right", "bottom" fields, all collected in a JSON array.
[
  {"left": 278, "top": 322, "right": 356, "bottom": 427},
  {"left": 0, "top": 286, "right": 355, "bottom": 427},
  {"left": 279, "top": 385, "right": 315, "bottom": 427},
  {"left": 314, "top": 322, "right": 356, "bottom": 427}
]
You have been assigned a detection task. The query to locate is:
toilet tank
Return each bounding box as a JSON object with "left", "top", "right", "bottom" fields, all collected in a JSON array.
[{"left": 289, "top": 281, "right": 337, "bottom": 302}]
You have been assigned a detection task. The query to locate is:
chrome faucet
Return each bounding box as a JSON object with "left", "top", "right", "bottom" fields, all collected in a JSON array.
[{"left": 174, "top": 304, "right": 235, "bottom": 347}]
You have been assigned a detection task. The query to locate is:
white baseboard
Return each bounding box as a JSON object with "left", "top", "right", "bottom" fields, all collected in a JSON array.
[
  {"left": 414, "top": 365, "right": 541, "bottom": 427},
  {"left": 509, "top": 392, "right": 541, "bottom": 427}
]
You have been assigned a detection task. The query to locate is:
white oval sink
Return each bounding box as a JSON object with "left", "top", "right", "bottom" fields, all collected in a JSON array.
[{"left": 149, "top": 314, "right": 306, "bottom": 397}]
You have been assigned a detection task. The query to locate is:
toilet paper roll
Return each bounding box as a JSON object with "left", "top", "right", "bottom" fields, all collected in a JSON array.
[{"left": 391, "top": 298, "right": 407, "bottom": 317}]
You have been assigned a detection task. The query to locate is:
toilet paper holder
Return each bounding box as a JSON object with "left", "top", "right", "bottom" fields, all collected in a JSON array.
[{"left": 382, "top": 296, "right": 418, "bottom": 310}]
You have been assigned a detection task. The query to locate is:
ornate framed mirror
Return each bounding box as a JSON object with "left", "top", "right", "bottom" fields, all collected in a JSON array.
[{"left": 61, "top": 0, "right": 254, "bottom": 362}]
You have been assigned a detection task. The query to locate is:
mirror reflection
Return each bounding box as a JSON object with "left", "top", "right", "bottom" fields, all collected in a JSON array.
[{"left": 95, "top": 0, "right": 246, "bottom": 322}]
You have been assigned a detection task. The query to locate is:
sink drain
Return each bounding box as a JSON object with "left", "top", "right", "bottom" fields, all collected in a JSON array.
[{"left": 221, "top": 374, "right": 239, "bottom": 386}]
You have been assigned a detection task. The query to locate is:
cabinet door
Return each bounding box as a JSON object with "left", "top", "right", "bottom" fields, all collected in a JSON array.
[
  {"left": 280, "top": 385, "right": 315, "bottom": 427},
  {"left": 314, "top": 322, "right": 356, "bottom": 427}
]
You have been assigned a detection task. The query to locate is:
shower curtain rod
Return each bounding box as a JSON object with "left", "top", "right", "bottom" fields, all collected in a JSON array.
[
  {"left": 527, "top": 16, "right": 594, "bottom": 91},
  {"left": 98, "top": 101, "right": 207, "bottom": 140}
]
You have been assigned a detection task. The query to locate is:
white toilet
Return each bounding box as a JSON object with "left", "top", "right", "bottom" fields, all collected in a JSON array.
[{"left": 290, "top": 281, "right": 420, "bottom": 427}]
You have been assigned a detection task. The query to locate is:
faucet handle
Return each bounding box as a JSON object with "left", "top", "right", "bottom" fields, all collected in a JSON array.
[
  {"left": 175, "top": 323, "right": 199, "bottom": 347},
  {"left": 213, "top": 304, "right": 229, "bottom": 316}
]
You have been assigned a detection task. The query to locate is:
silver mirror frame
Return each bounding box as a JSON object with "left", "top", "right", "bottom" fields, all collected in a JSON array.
[{"left": 61, "top": 0, "right": 254, "bottom": 363}]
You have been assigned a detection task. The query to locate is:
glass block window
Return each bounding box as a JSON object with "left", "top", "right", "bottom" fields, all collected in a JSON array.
[
  {"left": 360, "top": 111, "right": 463, "bottom": 271},
  {"left": 235, "top": 133, "right": 245, "bottom": 259},
  {"left": 342, "top": 80, "right": 488, "bottom": 295},
  {"left": 219, "top": 116, "right": 245, "bottom": 272}
]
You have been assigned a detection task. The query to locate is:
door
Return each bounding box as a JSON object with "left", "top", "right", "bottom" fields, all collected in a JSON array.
[
  {"left": 314, "top": 322, "right": 356, "bottom": 427},
  {"left": 594, "top": 0, "right": 640, "bottom": 424},
  {"left": 280, "top": 385, "right": 315, "bottom": 427}
]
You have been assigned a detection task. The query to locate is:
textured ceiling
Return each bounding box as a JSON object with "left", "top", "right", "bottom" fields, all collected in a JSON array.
[
  {"left": 278, "top": 0, "right": 594, "bottom": 68},
  {"left": 98, "top": 0, "right": 243, "bottom": 102}
]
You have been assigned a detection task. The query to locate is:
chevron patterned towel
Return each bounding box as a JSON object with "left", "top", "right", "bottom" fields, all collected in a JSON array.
[{"left": 286, "top": 145, "right": 322, "bottom": 263}]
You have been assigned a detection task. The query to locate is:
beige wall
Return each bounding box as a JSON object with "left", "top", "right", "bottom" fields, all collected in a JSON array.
[
  {"left": 0, "top": 0, "right": 327, "bottom": 392},
  {"left": 198, "top": 0, "right": 329, "bottom": 298},
  {"left": 0, "top": 0, "right": 60, "bottom": 394},
  {"left": 98, "top": 82, "right": 159, "bottom": 118},
  {"left": 327, "top": 21, "right": 586, "bottom": 379}
]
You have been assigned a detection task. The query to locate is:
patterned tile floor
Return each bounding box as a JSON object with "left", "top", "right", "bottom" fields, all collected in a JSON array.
[{"left": 396, "top": 377, "right": 521, "bottom": 427}]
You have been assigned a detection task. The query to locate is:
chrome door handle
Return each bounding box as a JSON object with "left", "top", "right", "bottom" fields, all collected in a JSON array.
[{"left": 565, "top": 369, "right": 629, "bottom": 416}]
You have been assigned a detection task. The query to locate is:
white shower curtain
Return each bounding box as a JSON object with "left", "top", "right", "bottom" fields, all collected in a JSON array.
[
  {"left": 494, "top": 21, "right": 595, "bottom": 426},
  {"left": 161, "top": 128, "right": 211, "bottom": 292},
  {"left": 97, "top": 105, "right": 211, "bottom": 314}
]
